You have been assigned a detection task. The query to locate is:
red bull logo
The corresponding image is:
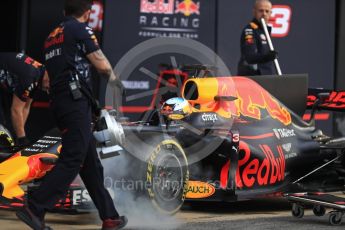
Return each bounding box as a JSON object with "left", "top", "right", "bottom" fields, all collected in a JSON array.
[
  {"left": 175, "top": 0, "right": 200, "bottom": 16},
  {"left": 220, "top": 142, "right": 286, "bottom": 189},
  {"left": 140, "top": 0, "right": 174, "bottom": 14},
  {"left": 138, "top": 0, "right": 201, "bottom": 39},
  {"left": 140, "top": 0, "right": 200, "bottom": 16}
]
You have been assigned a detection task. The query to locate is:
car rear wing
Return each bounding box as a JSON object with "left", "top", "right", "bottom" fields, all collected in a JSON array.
[{"left": 307, "top": 88, "right": 345, "bottom": 112}]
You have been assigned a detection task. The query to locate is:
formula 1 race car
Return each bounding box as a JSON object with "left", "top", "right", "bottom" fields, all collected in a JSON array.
[{"left": 0, "top": 68, "right": 345, "bottom": 216}]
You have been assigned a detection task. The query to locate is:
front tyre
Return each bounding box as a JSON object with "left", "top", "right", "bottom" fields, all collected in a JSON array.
[
  {"left": 0, "top": 125, "right": 14, "bottom": 147},
  {"left": 145, "top": 139, "right": 189, "bottom": 215}
]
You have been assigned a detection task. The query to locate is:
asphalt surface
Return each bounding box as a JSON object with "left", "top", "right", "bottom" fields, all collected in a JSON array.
[{"left": 1, "top": 196, "right": 345, "bottom": 230}]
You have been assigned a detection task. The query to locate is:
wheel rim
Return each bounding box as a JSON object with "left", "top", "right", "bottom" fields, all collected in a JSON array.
[{"left": 153, "top": 151, "right": 183, "bottom": 202}]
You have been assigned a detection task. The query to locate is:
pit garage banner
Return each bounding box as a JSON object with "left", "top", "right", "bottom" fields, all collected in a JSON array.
[
  {"left": 102, "top": 0, "right": 336, "bottom": 90},
  {"left": 102, "top": 0, "right": 217, "bottom": 119},
  {"left": 102, "top": 0, "right": 336, "bottom": 131}
]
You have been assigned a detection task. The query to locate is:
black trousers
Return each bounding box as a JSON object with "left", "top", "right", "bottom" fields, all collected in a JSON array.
[{"left": 29, "top": 90, "right": 118, "bottom": 220}]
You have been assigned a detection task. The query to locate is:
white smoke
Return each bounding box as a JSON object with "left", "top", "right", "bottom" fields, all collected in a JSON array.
[{"left": 100, "top": 139, "right": 183, "bottom": 229}]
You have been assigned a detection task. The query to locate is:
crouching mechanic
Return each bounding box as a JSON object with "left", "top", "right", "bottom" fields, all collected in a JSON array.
[
  {"left": 0, "top": 52, "right": 49, "bottom": 146},
  {"left": 15, "top": 0, "right": 127, "bottom": 230}
]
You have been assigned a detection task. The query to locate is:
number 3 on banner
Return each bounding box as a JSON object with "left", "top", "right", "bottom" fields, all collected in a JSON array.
[
  {"left": 88, "top": 1, "right": 103, "bottom": 32},
  {"left": 269, "top": 5, "right": 292, "bottom": 38}
]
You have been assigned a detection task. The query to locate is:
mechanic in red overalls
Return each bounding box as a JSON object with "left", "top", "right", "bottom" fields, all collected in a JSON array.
[
  {"left": 0, "top": 53, "right": 49, "bottom": 146},
  {"left": 15, "top": 0, "right": 126, "bottom": 230}
]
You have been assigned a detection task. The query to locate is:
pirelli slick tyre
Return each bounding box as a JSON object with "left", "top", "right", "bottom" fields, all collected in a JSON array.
[
  {"left": 0, "top": 125, "right": 15, "bottom": 163},
  {"left": 144, "top": 138, "right": 189, "bottom": 215}
]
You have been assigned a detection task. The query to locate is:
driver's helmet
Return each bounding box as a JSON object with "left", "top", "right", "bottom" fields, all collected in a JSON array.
[
  {"left": 0, "top": 125, "right": 14, "bottom": 147},
  {"left": 160, "top": 97, "right": 192, "bottom": 120}
]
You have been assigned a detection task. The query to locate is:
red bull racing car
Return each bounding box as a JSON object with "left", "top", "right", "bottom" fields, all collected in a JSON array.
[{"left": 0, "top": 67, "right": 345, "bottom": 217}]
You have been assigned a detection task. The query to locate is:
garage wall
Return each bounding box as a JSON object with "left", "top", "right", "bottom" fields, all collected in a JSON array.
[
  {"left": 334, "top": 0, "right": 345, "bottom": 137},
  {"left": 336, "top": 0, "right": 345, "bottom": 90}
]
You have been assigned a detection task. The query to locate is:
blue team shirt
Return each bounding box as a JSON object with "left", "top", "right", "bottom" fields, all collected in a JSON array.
[
  {"left": 0, "top": 53, "right": 45, "bottom": 101},
  {"left": 44, "top": 16, "right": 100, "bottom": 88},
  {"left": 237, "top": 18, "right": 275, "bottom": 76}
]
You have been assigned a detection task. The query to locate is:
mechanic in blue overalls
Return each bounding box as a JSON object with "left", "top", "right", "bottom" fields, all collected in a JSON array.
[
  {"left": 237, "top": 0, "right": 278, "bottom": 76},
  {"left": 15, "top": 0, "right": 127, "bottom": 230},
  {"left": 0, "top": 53, "right": 49, "bottom": 146}
]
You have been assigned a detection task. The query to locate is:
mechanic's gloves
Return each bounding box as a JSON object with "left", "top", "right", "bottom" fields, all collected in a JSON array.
[
  {"left": 16, "top": 136, "right": 31, "bottom": 147},
  {"left": 92, "top": 99, "right": 102, "bottom": 118},
  {"left": 110, "top": 78, "right": 126, "bottom": 96},
  {"left": 263, "top": 50, "right": 278, "bottom": 62}
]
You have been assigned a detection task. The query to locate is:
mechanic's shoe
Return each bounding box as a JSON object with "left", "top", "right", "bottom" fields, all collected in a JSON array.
[
  {"left": 16, "top": 205, "right": 51, "bottom": 230},
  {"left": 102, "top": 216, "right": 128, "bottom": 230}
]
